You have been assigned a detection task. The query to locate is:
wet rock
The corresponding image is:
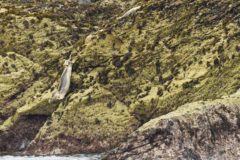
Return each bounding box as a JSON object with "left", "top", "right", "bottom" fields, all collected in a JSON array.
[
  {"left": 98, "top": 70, "right": 109, "bottom": 85},
  {"left": 182, "top": 79, "right": 199, "bottom": 89},
  {"left": 124, "top": 61, "right": 135, "bottom": 76},
  {"left": 22, "top": 20, "right": 29, "bottom": 29},
  {"left": 0, "top": 115, "right": 47, "bottom": 153},
  {"left": 112, "top": 55, "right": 122, "bottom": 68},
  {"left": 157, "top": 87, "right": 163, "bottom": 96}
]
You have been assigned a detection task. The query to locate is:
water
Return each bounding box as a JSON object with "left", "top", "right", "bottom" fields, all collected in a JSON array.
[{"left": 0, "top": 154, "right": 101, "bottom": 160}]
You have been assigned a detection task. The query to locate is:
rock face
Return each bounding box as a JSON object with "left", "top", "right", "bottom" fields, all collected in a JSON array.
[
  {"left": 0, "top": 0, "right": 139, "bottom": 154},
  {"left": 0, "top": 0, "right": 240, "bottom": 157},
  {"left": 106, "top": 92, "right": 240, "bottom": 159}
]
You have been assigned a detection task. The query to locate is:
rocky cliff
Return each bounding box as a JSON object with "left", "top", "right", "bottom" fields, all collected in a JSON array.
[
  {"left": 0, "top": 0, "right": 240, "bottom": 158},
  {"left": 106, "top": 92, "right": 240, "bottom": 159}
]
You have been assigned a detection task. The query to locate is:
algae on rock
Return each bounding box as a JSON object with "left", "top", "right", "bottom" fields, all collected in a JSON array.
[{"left": 1, "top": 0, "right": 240, "bottom": 156}]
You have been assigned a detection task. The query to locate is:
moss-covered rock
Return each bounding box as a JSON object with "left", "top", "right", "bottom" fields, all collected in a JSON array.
[
  {"left": 26, "top": 86, "right": 137, "bottom": 154},
  {"left": 1, "top": 0, "right": 240, "bottom": 156},
  {"left": 106, "top": 91, "right": 240, "bottom": 159}
]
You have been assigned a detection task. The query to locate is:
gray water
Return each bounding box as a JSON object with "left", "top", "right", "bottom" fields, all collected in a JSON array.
[{"left": 0, "top": 154, "right": 101, "bottom": 160}]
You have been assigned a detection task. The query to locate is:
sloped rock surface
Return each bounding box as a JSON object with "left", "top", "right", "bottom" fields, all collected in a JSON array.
[
  {"left": 0, "top": 0, "right": 240, "bottom": 156},
  {"left": 106, "top": 93, "right": 240, "bottom": 159},
  {"left": 0, "top": 0, "right": 139, "bottom": 154}
]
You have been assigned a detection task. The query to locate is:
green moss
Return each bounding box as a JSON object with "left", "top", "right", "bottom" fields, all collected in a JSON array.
[
  {"left": 32, "top": 87, "right": 137, "bottom": 149},
  {"left": 1, "top": 0, "right": 240, "bottom": 154},
  {"left": 0, "top": 88, "right": 58, "bottom": 131}
]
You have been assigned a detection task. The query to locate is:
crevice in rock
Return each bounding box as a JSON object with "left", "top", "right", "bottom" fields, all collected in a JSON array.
[{"left": 0, "top": 115, "right": 48, "bottom": 153}]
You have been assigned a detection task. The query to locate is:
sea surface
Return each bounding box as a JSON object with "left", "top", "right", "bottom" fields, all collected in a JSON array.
[{"left": 0, "top": 154, "right": 101, "bottom": 160}]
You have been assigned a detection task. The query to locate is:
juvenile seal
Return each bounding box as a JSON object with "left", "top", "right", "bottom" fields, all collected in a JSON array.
[
  {"left": 117, "top": 6, "right": 141, "bottom": 20},
  {"left": 49, "top": 59, "right": 72, "bottom": 103}
]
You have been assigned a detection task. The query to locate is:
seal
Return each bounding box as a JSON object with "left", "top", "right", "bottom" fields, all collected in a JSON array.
[
  {"left": 117, "top": 6, "right": 141, "bottom": 20},
  {"left": 49, "top": 59, "right": 72, "bottom": 103}
]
